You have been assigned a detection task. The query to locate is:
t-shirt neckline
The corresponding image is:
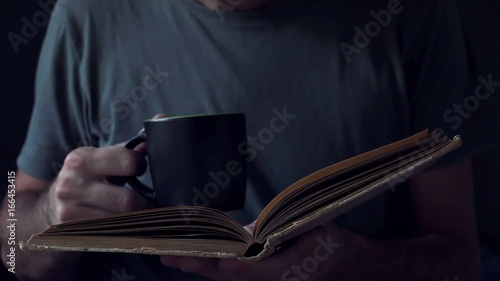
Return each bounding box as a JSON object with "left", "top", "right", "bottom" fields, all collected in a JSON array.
[{"left": 178, "top": 0, "right": 307, "bottom": 24}]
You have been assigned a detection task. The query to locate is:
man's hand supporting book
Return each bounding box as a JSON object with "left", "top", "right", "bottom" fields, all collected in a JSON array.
[{"left": 161, "top": 159, "right": 479, "bottom": 281}]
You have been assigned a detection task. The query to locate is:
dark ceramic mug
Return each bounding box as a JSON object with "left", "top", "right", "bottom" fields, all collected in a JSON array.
[{"left": 119, "top": 113, "right": 247, "bottom": 212}]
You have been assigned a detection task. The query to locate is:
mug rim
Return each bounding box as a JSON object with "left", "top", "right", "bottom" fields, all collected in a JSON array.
[{"left": 145, "top": 112, "right": 243, "bottom": 122}]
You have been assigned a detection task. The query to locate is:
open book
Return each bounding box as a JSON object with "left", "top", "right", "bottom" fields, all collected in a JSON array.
[{"left": 21, "top": 130, "right": 462, "bottom": 260}]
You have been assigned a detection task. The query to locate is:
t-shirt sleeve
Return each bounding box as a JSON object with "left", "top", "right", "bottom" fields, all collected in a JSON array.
[
  {"left": 400, "top": 0, "right": 498, "bottom": 166},
  {"left": 17, "top": 5, "right": 91, "bottom": 181}
]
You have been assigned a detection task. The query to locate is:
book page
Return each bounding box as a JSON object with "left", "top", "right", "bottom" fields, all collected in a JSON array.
[{"left": 253, "top": 130, "right": 430, "bottom": 236}]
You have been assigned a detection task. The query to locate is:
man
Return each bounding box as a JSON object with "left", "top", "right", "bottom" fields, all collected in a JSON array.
[{"left": 1, "top": 0, "right": 486, "bottom": 280}]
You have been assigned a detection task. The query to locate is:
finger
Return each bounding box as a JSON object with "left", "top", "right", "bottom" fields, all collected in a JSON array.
[
  {"left": 161, "top": 255, "right": 285, "bottom": 281},
  {"left": 120, "top": 140, "right": 147, "bottom": 154},
  {"left": 134, "top": 113, "right": 167, "bottom": 152},
  {"left": 230, "top": 225, "right": 342, "bottom": 279},
  {"left": 134, "top": 142, "right": 147, "bottom": 153},
  {"left": 243, "top": 220, "right": 256, "bottom": 234},
  {"left": 161, "top": 256, "right": 242, "bottom": 281},
  {"left": 115, "top": 141, "right": 147, "bottom": 154},
  {"left": 55, "top": 203, "right": 115, "bottom": 223},
  {"left": 160, "top": 226, "right": 345, "bottom": 281},
  {"left": 136, "top": 114, "right": 167, "bottom": 136},
  {"left": 153, "top": 113, "right": 167, "bottom": 119},
  {"left": 64, "top": 146, "right": 147, "bottom": 177},
  {"left": 77, "top": 182, "right": 154, "bottom": 213},
  {"left": 218, "top": 253, "right": 291, "bottom": 279}
]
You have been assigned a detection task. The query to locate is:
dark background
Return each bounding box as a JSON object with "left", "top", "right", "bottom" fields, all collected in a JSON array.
[{"left": 1, "top": 0, "right": 499, "bottom": 280}]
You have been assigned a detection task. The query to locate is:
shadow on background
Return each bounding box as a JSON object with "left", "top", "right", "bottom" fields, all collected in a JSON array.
[{"left": 456, "top": 0, "right": 500, "bottom": 257}]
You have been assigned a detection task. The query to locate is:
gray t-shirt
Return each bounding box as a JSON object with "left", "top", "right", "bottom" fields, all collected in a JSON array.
[{"left": 18, "top": 0, "right": 490, "bottom": 280}]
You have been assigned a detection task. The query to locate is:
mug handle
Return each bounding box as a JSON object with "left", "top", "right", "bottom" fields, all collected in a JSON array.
[{"left": 113, "top": 132, "right": 156, "bottom": 199}]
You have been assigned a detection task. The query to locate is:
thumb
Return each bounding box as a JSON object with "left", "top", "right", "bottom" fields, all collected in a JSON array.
[
  {"left": 152, "top": 113, "right": 168, "bottom": 119},
  {"left": 134, "top": 113, "right": 168, "bottom": 152},
  {"left": 137, "top": 113, "right": 168, "bottom": 134}
]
